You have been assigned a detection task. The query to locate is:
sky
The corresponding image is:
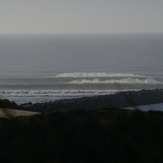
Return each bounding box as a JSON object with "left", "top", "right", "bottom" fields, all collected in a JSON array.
[{"left": 0, "top": 0, "right": 163, "bottom": 34}]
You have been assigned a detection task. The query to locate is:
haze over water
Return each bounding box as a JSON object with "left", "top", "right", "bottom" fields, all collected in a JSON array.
[{"left": 0, "top": 34, "right": 163, "bottom": 103}]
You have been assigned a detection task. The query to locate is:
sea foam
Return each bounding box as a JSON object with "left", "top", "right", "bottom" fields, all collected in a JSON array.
[
  {"left": 68, "top": 78, "right": 160, "bottom": 85},
  {"left": 54, "top": 72, "right": 146, "bottom": 78}
]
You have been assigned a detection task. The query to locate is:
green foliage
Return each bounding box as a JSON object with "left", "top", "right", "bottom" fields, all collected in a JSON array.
[{"left": 0, "top": 108, "right": 163, "bottom": 163}]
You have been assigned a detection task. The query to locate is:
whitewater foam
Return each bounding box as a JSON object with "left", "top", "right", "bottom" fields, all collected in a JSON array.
[
  {"left": 0, "top": 72, "right": 162, "bottom": 104},
  {"left": 68, "top": 78, "right": 160, "bottom": 85},
  {"left": 54, "top": 72, "right": 146, "bottom": 78},
  {"left": 0, "top": 89, "right": 119, "bottom": 104}
]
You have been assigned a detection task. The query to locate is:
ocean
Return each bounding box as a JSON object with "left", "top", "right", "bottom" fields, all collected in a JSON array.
[{"left": 0, "top": 33, "right": 163, "bottom": 104}]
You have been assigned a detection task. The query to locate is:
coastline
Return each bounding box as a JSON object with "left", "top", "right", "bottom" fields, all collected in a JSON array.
[
  {"left": 1, "top": 90, "right": 163, "bottom": 162},
  {"left": 18, "top": 89, "right": 163, "bottom": 112}
]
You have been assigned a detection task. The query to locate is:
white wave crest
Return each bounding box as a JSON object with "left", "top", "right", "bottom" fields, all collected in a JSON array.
[
  {"left": 55, "top": 72, "right": 145, "bottom": 78},
  {"left": 68, "top": 78, "right": 160, "bottom": 85},
  {"left": 0, "top": 89, "right": 116, "bottom": 98}
]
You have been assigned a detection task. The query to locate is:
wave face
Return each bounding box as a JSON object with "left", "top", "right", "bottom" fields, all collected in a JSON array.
[
  {"left": 68, "top": 78, "right": 159, "bottom": 84},
  {"left": 0, "top": 72, "right": 163, "bottom": 104},
  {"left": 0, "top": 72, "right": 162, "bottom": 89},
  {"left": 55, "top": 73, "right": 144, "bottom": 78}
]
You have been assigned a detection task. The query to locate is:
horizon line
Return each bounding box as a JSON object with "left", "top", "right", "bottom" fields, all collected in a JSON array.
[{"left": 0, "top": 32, "right": 163, "bottom": 35}]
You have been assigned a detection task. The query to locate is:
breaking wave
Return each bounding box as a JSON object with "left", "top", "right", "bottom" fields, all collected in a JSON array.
[
  {"left": 0, "top": 89, "right": 117, "bottom": 104},
  {"left": 0, "top": 89, "right": 116, "bottom": 96},
  {"left": 68, "top": 78, "right": 160, "bottom": 85},
  {"left": 0, "top": 72, "right": 163, "bottom": 104},
  {"left": 54, "top": 72, "right": 145, "bottom": 78},
  {"left": 0, "top": 72, "right": 162, "bottom": 89}
]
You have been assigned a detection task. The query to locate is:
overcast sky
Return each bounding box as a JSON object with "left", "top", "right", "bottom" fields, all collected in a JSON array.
[{"left": 0, "top": 0, "right": 163, "bottom": 34}]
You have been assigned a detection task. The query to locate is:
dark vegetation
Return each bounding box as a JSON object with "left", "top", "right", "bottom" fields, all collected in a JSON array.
[
  {"left": 0, "top": 107, "right": 163, "bottom": 163},
  {"left": 0, "top": 99, "right": 17, "bottom": 109},
  {"left": 1, "top": 90, "right": 163, "bottom": 163}
]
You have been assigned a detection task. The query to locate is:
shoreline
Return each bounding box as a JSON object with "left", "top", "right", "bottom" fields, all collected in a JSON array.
[{"left": 17, "top": 89, "right": 163, "bottom": 112}]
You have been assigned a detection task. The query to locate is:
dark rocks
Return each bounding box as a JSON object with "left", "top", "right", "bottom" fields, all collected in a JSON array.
[{"left": 18, "top": 89, "right": 163, "bottom": 112}]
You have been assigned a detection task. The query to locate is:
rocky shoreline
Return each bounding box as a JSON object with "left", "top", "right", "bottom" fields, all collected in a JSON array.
[{"left": 18, "top": 89, "right": 163, "bottom": 112}]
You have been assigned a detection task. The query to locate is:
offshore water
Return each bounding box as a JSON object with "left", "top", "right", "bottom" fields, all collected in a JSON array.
[{"left": 0, "top": 34, "right": 163, "bottom": 104}]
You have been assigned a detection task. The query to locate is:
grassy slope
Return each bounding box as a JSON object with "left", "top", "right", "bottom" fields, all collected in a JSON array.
[{"left": 0, "top": 108, "right": 39, "bottom": 118}]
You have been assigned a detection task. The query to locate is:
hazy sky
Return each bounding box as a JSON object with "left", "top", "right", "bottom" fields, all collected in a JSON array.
[{"left": 0, "top": 0, "right": 163, "bottom": 34}]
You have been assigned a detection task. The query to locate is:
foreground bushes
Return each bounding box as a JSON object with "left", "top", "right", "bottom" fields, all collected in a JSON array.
[
  {"left": 0, "top": 108, "right": 163, "bottom": 163},
  {"left": 0, "top": 99, "right": 17, "bottom": 109}
]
